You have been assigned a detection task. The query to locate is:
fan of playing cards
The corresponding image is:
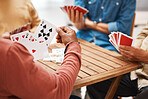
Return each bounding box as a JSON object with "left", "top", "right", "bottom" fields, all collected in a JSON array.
[
  {"left": 109, "top": 32, "right": 133, "bottom": 50},
  {"left": 60, "top": 5, "right": 88, "bottom": 15},
  {"left": 10, "top": 19, "right": 57, "bottom": 61}
]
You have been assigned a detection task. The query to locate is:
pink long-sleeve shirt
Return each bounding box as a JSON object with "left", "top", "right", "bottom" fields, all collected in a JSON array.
[{"left": 0, "top": 39, "right": 81, "bottom": 99}]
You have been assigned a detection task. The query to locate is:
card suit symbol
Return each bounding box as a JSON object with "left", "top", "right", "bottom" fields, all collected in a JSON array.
[
  {"left": 15, "top": 37, "right": 19, "bottom": 41},
  {"left": 26, "top": 34, "right": 29, "bottom": 38},
  {"left": 43, "top": 33, "right": 46, "bottom": 37},
  {"left": 32, "top": 49, "right": 36, "bottom": 53},
  {"left": 22, "top": 35, "right": 25, "bottom": 38},
  {"left": 12, "top": 37, "right": 15, "bottom": 41},
  {"left": 40, "top": 29, "right": 44, "bottom": 33},
  {"left": 43, "top": 25, "right": 46, "bottom": 29},
  {"left": 39, "top": 41, "right": 44, "bottom": 43},
  {"left": 32, "top": 39, "right": 34, "bottom": 42},
  {"left": 49, "top": 28, "right": 52, "bottom": 32},
  {"left": 29, "top": 36, "right": 33, "bottom": 40},
  {"left": 45, "top": 37, "right": 48, "bottom": 40},
  {"left": 38, "top": 33, "right": 42, "bottom": 37},
  {"left": 47, "top": 33, "right": 50, "bottom": 36}
]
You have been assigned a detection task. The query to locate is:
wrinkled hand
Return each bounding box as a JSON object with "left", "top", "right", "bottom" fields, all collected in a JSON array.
[
  {"left": 119, "top": 45, "right": 148, "bottom": 64},
  {"left": 56, "top": 26, "right": 78, "bottom": 45},
  {"left": 67, "top": 9, "right": 84, "bottom": 30}
]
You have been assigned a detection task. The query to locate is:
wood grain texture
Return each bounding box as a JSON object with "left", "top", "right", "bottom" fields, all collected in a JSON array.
[{"left": 38, "top": 39, "right": 142, "bottom": 98}]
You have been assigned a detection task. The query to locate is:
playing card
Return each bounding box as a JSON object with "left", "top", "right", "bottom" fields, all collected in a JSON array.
[
  {"left": 43, "top": 48, "right": 65, "bottom": 63},
  {"left": 9, "top": 23, "right": 31, "bottom": 35},
  {"left": 60, "top": 5, "right": 88, "bottom": 15},
  {"left": 52, "top": 48, "right": 65, "bottom": 55},
  {"left": 74, "top": 6, "right": 88, "bottom": 15},
  {"left": 60, "top": 7, "right": 66, "bottom": 13},
  {"left": 29, "top": 40, "right": 49, "bottom": 61},
  {"left": 109, "top": 39, "right": 118, "bottom": 50},
  {"left": 34, "top": 19, "right": 57, "bottom": 46},
  {"left": 118, "top": 33, "right": 133, "bottom": 46},
  {"left": 112, "top": 32, "right": 118, "bottom": 45},
  {"left": 109, "top": 32, "right": 133, "bottom": 51},
  {"left": 10, "top": 31, "right": 30, "bottom": 43}
]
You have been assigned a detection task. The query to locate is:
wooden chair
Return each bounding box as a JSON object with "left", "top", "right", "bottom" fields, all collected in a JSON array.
[
  {"left": 130, "top": 13, "right": 136, "bottom": 37},
  {"left": 118, "top": 13, "right": 136, "bottom": 99}
]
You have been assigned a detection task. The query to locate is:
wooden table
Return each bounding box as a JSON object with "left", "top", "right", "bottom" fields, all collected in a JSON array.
[{"left": 38, "top": 39, "right": 142, "bottom": 99}]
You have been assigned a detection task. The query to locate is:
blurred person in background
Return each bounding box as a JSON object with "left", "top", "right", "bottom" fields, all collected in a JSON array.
[
  {"left": 118, "top": 23, "right": 148, "bottom": 99},
  {"left": 0, "top": 0, "right": 40, "bottom": 39},
  {"left": 67, "top": 0, "right": 136, "bottom": 99}
]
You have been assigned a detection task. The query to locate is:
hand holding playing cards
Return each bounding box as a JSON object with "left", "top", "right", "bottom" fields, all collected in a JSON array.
[
  {"left": 1, "top": 23, "right": 31, "bottom": 39},
  {"left": 56, "top": 26, "right": 78, "bottom": 45},
  {"left": 119, "top": 45, "right": 148, "bottom": 64},
  {"left": 67, "top": 9, "right": 85, "bottom": 30}
]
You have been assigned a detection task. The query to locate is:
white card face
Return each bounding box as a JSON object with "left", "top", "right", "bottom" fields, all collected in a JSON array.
[
  {"left": 10, "top": 31, "right": 48, "bottom": 61},
  {"left": 10, "top": 31, "right": 30, "bottom": 44},
  {"left": 28, "top": 40, "right": 49, "bottom": 61},
  {"left": 52, "top": 48, "right": 65, "bottom": 55},
  {"left": 34, "top": 19, "right": 57, "bottom": 46}
]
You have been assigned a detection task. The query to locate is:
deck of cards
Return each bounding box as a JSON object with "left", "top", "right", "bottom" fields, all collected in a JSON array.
[
  {"left": 60, "top": 5, "right": 88, "bottom": 15},
  {"left": 43, "top": 48, "right": 65, "bottom": 63},
  {"left": 109, "top": 32, "right": 133, "bottom": 50},
  {"left": 10, "top": 19, "right": 57, "bottom": 61}
]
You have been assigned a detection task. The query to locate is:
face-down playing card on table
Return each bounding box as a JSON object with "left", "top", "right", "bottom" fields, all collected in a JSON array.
[
  {"left": 109, "top": 32, "right": 133, "bottom": 51},
  {"left": 34, "top": 19, "right": 57, "bottom": 47}
]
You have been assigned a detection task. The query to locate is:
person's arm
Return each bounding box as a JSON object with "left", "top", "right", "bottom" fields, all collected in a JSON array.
[
  {"left": 84, "top": 0, "right": 136, "bottom": 34},
  {"left": 27, "top": 0, "right": 41, "bottom": 33},
  {"left": 108, "top": 0, "right": 136, "bottom": 35},
  {"left": 134, "top": 24, "right": 148, "bottom": 48},
  {"left": 84, "top": 17, "right": 109, "bottom": 34},
  {"left": 119, "top": 45, "right": 148, "bottom": 64},
  {"left": 5, "top": 27, "right": 81, "bottom": 99}
]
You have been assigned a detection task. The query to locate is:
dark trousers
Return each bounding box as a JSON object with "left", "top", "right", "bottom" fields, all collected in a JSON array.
[{"left": 87, "top": 73, "right": 139, "bottom": 99}]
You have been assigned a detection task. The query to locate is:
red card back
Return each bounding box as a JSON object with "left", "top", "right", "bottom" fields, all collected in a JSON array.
[{"left": 119, "top": 34, "right": 133, "bottom": 46}]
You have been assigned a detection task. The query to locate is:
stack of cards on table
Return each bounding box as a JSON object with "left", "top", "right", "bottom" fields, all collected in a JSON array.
[
  {"left": 10, "top": 19, "right": 57, "bottom": 61},
  {"left": 43, "top": 48, "right": 65, "bottom": 63},
  {"left": 109, "top": 32, "right": 133, "bottom": 50},
  {"left": 60, "top": 5, "right": 88, "bottom": 15}
]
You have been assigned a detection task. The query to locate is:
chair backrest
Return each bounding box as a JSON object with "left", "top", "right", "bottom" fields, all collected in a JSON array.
[{"left": 130, "top": 13, "right": 136, "bottom": 37}]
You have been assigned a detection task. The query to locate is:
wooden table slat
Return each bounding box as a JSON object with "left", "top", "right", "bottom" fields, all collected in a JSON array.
[
  {"left": 80, "top": 65, "right": 98, "bottom": 76},
  {"left": 82, "top": 49, "right": 122, "bottom": 68},
  {"left": 82, "top": 54, "right": 114, "bottom": 70},
  {"left": 82, "top": 59, "right": 106, "bottom": 73},
  {"left": 81, "top": 44, "right": 128, "bottom": 65},
  {"left": 79, "top": 39, "right": 127, "bottom": 61},
  {"left": 73, "top": 63, "right": 141, "bottom": 89}
]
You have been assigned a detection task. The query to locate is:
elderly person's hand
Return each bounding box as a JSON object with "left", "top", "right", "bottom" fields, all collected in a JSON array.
[
  {"left": 56, "top": 26, "right": 78, "bottom": 45},
  {"left": 67, "top": 9, "right": 84, "bottom": 30},
  {"left": 119, "top": 45, "right": 148, "bottom": 64}
]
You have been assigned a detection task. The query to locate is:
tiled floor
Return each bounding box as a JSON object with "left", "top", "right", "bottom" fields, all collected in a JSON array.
[{"left": 31, "top": 0, "right": 147, "bottom": 99}]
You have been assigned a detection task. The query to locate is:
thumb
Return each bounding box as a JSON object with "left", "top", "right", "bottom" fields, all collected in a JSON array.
[{"left": 56, "top": 28, "right": 65, "bottom": 37}]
